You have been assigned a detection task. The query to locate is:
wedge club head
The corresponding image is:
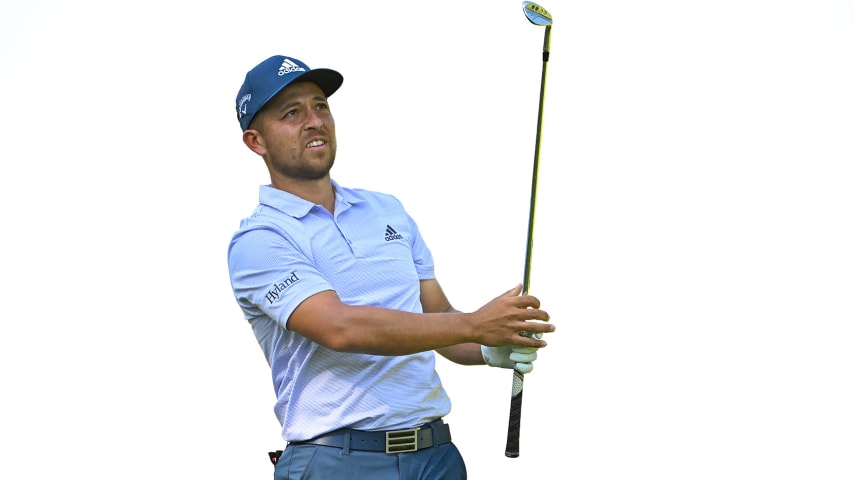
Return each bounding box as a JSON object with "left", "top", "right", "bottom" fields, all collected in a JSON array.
[{"left": 522, "top": 1, "right": 552, "bottom": 26}]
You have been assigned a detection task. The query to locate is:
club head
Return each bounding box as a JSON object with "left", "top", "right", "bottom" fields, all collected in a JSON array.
[{"left": 522, "top": 1, "right": 552, "bottom": 26}]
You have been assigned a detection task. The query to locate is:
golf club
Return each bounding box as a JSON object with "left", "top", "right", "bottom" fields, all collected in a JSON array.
[{"left": 505, "top": 0, "right": 552, "bottom": 459}]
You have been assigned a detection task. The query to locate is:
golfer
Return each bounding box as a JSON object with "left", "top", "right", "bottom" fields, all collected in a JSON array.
[{"left": 227, "top": 54, "right": 555, "bottom": 479}]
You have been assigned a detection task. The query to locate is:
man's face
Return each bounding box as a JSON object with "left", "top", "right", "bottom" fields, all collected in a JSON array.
[{"left": 250, "top": 81, "right": 337, "bottom": 181}]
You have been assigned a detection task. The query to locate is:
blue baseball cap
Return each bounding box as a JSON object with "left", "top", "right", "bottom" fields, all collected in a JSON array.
[{"left": 236, "top": 55, "right": 344, "bottom": 131}]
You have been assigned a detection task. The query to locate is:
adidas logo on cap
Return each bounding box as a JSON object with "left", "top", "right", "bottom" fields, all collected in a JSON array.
[{"left": 278, "top": 58, "right": 306, "bottom": 77}]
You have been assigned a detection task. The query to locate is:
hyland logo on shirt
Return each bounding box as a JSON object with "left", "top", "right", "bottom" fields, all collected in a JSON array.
[
  {"left": 384, "top": 225, "right": 403, "bottom": 241},
  {"left": 265, "top": 271, "right": 301, "bottom": 304}
]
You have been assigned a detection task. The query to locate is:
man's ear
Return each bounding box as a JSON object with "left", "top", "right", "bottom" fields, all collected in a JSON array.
[{"left": 242, "top": 129, "right": 267, "bottom": 156}]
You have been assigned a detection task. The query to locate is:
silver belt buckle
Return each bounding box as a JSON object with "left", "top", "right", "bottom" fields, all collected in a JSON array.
[{"left": 385, "top": 427, "right": 420, "bottom": 453}]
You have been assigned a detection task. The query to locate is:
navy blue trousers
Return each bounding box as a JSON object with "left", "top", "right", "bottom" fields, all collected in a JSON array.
[{"left": 274, "top": 442, "right": 467, "bottom": 479}]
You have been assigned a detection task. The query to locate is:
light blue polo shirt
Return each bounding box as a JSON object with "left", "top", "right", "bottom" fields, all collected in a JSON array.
[{"left": 227, "top": 180, "right": 452, "bottom": 441}]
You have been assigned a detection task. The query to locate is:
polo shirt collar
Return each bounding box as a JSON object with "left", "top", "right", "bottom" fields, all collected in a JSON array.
[{"left": 258, "top": 180, "right": 362, "bottom": 218}]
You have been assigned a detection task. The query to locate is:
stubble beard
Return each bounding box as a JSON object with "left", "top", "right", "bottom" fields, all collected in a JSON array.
[{"left": 274, "top": 150, "right": 336, "bottom": 181}]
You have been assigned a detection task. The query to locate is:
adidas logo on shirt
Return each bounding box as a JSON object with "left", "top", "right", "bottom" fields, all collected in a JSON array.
[{"left": 384, "top": 225, "right": 403, "bottom": 241}]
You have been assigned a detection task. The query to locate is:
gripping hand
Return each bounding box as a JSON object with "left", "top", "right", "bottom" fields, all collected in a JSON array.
[{"left": 481, "top": 344, "right": 539, "bottom": 374}]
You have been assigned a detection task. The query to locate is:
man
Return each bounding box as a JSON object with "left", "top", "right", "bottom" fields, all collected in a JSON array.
[{"left": 227, "top": 54, "right": 555, "bottom": 479}]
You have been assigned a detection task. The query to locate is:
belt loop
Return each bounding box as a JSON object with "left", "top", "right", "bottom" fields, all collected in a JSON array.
[
  {"left": 426, "top": 419, "right": 438, "bottom": 448},
  {"left": 342, "top": 430, "right": 351, "bottom": 455}
]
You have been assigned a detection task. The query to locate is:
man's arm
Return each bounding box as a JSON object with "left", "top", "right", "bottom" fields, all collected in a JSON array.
[
  {"left": 419, "top": 278, "right": 489, "bottom": 365},
  {"left": 286, "top": 281, "right": 551, "bottom": 357}
]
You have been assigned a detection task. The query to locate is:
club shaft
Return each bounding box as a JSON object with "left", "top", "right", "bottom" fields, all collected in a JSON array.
[
  {"left": 522, "top": 25, "right": 551, "bottom": 296},
  {"left": 506, "top": 23, "right": 551, "bottom": 458}
]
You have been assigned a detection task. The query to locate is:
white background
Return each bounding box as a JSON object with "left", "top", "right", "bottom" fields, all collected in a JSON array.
[{"left": 2, "top": 1, "right": 853, "bottom": 478}]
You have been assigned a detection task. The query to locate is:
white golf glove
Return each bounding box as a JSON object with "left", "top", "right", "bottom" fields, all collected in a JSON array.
[{"left": 481, "top": 344, "right": 539, "bottom": 374}]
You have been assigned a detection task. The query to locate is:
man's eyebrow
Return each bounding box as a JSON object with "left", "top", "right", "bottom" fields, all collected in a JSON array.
[{"left": 277, "top": 95, "right": 328, "bottom": 111}]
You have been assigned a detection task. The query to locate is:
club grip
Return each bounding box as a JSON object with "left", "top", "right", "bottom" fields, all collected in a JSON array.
[{"left": 504, "top": 370, "right": 525, "bottom": 457}]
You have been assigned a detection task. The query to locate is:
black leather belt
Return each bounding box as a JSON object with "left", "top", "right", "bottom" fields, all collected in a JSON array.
[{"left": 288, "top": 419, "right": 452, "bottom": 454}]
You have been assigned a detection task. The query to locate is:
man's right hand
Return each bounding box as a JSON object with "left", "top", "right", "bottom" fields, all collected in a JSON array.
[{"left": 471, "top": 284, "right": 553, "bottom": 349}]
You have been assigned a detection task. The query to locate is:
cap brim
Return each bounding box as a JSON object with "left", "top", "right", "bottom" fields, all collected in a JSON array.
[{"left": 295, "top": 68, "right": 343, "bottom": 98}]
